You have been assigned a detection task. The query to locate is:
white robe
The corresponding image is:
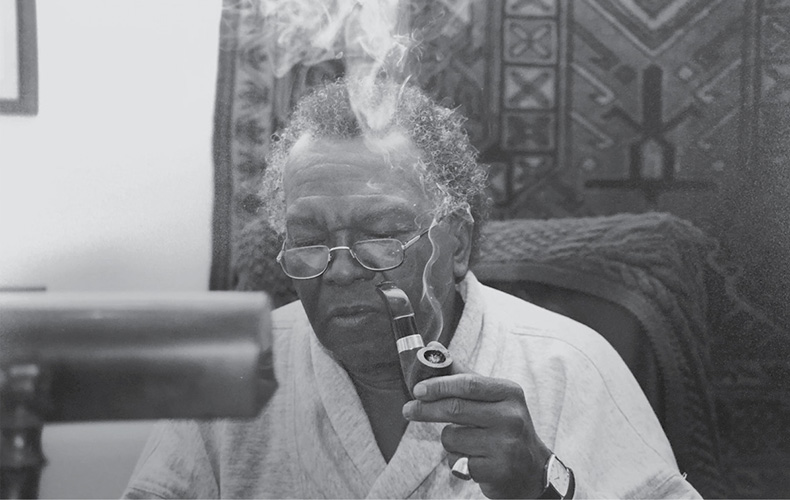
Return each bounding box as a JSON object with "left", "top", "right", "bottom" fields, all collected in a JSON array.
[{"left": 123, "top": 273, "right": 700, "bottom": 499}]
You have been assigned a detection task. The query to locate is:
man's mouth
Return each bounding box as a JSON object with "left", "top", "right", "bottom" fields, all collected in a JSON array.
[
  {"left": 327, "top": 304, "right": 382, "bottom": 326},
  {"left": 329, "top": 304, "right": 380, "bottom": 317}
]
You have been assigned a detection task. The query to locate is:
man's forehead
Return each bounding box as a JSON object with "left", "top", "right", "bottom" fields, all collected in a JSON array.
[
  {"left": 282, "top": 134, "right": 426, "bottom": 198},
  {"left": 289, "top": 131, "right": 414, "bottom": 156},
  {"left": 285, "top": 133, "right": 421, "bottom": 174}
]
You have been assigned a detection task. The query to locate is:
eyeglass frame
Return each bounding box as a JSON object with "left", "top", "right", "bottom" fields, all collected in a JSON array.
[{"left": 276, "top": 220, "right": 438, "bottom": 280}]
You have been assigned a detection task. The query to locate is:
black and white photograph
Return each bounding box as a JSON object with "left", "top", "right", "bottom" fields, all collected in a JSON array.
[{"left": 0, "top": 1, "right": 788, "bottom": 498}]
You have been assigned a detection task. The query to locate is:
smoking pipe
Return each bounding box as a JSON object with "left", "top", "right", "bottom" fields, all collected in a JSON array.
[{"left": 375, "top": 281, "right": 452, "bottom": 398}]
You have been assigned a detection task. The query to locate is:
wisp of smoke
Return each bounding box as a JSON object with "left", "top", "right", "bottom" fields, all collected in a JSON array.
[
  {"left": 421, "top": 219, "right": 445, "bottom": 343},
  {"left": 237, "top": 0, "right": 472, "bottom": 132}
]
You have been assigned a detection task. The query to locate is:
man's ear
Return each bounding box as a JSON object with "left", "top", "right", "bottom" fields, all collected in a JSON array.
[{"left": 450, "top": 218, "right": 473, "bottom": 281}]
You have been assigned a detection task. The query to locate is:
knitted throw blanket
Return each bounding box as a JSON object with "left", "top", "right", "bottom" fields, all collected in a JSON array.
[{"left": 475, "top": 212, "right": 713, "bottom": 348}]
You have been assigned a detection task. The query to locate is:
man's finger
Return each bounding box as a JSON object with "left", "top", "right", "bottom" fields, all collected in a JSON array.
[
  {"left": 403, "top": 397, "right": 521, "bottom": 427},
  {"left": 441, "top": 423, "right": 502, "bottom": 457},
  {"left": 412, "top": 372, "right": 521, "bottom": 403}
]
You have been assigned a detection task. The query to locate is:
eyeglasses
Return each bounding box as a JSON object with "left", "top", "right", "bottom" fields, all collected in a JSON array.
[{"left": 276, "top": 224, "right": 435, "bottom": 280}]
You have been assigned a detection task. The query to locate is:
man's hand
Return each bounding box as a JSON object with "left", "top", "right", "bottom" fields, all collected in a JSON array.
[{"left": 402, "top": 362, "right": 552, "bottom": 499}]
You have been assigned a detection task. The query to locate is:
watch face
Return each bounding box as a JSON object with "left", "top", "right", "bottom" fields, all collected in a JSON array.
[{"left": 549, "top": 457, "right": 571, "bottom": 496}]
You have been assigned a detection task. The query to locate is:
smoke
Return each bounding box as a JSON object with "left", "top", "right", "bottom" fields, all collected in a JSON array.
[
  {"left": 420, "top": 208, "right": 473, "bottom": 343},
  {"left": 421, "top": 220, "right": 445, "bottom": 343},
  {"left": 239, "top": 0, "right": 473, "bottom": 132}
]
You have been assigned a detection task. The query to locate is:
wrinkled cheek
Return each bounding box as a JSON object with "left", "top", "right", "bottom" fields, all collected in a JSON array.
[
  {"left": 293, "top": 281, "right": 321, "bottom": 321},
  {"left": 293, "top": 280, "right": 317, "bottom": 302}
]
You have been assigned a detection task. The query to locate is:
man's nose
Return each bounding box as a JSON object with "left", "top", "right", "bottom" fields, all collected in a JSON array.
[{"left": 324, "top": 248, "right": 373, "bottom": 285}]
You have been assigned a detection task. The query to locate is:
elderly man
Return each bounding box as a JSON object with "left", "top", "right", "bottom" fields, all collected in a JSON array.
[{"left": 123, "top": 81, "right": 700, "bottom": 499}]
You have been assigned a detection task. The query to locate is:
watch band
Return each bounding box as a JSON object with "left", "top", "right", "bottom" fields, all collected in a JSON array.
[{"left": 538, "top": 453, "right": 575, "bottom": 499}]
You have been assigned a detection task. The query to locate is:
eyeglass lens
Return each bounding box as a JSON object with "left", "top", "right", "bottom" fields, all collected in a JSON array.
[{"left": 281, "top": 239, "right": 405, "bottom": 278}]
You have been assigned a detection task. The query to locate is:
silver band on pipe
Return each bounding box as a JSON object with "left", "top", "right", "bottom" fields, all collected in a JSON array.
[{"left": 396, "top": 334, "right": 425, "bottom": 353}]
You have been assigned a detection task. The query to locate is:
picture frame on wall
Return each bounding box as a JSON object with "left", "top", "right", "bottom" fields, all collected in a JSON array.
[{"left": 0, "top": 0, "right": 37, "bottom": 115}]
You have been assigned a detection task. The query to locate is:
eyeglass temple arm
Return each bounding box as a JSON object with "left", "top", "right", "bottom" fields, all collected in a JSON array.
[{"left": 403, "top": 224, "right": 435, "bottom": 249}]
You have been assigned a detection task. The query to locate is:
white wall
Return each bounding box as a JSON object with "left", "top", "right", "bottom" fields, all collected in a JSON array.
[
  {"left": 0, "top": 1, "right": 222, "bottom": 497},
  {"left": 0, "top": 0, "right": 219, "bottom": 292}
]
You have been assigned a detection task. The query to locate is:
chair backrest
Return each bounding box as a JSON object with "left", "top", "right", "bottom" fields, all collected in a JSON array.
[{"left": 472, "top": 212, "right": 728, "bottom": 498}]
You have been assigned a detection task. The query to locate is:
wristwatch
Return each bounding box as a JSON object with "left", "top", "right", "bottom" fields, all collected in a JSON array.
[{"left": 538, "top": 453, "right": 575, "bottom": 499}]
